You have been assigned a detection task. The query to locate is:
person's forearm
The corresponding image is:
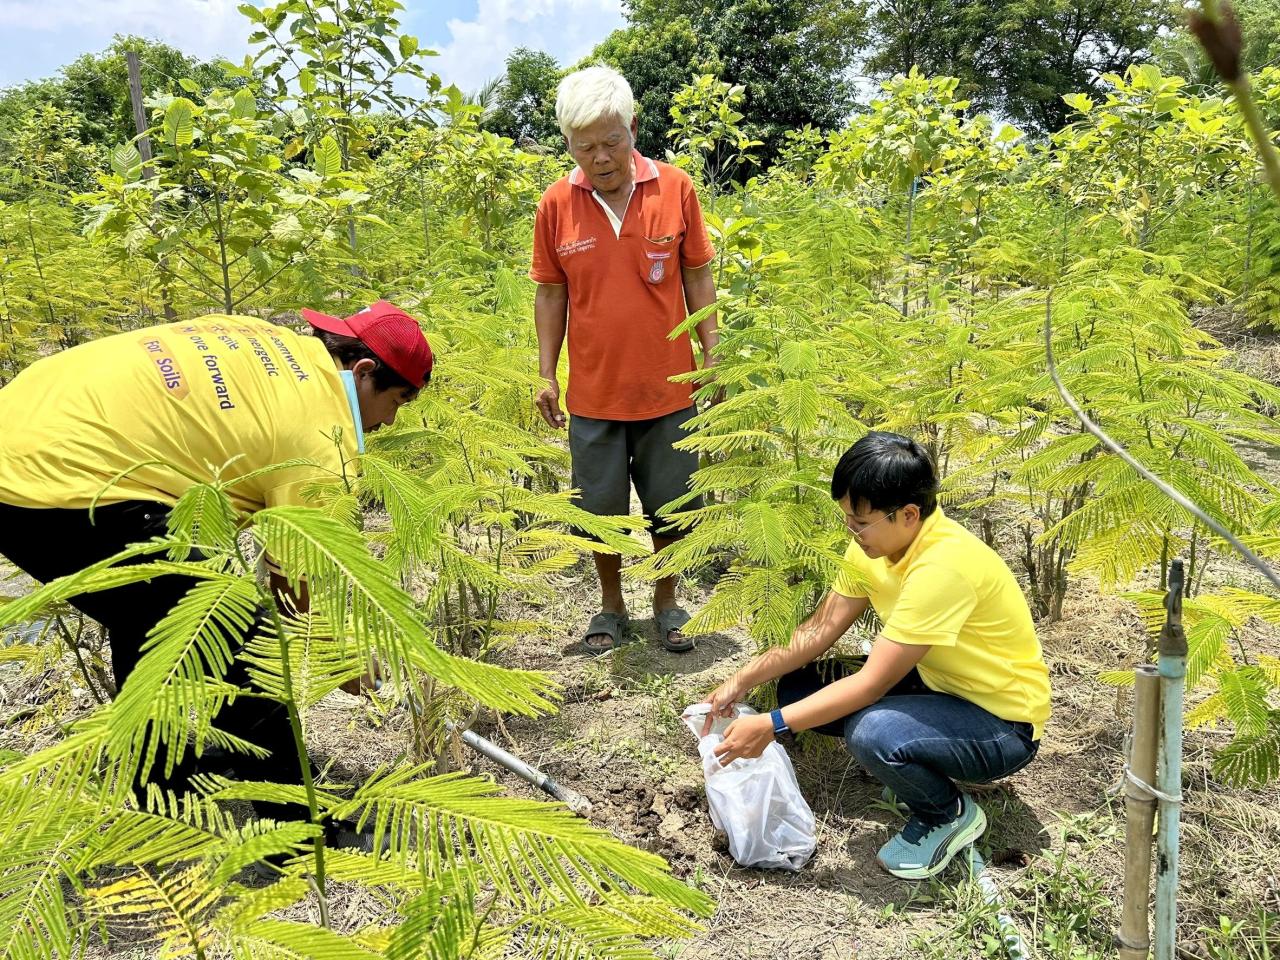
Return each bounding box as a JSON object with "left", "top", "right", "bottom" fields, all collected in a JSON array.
[
  {"left": 695, "top": 318, "right": 719, "bottom": 369},
  {"left": 779, "top": 635, "right": 928, "bottom": 732},
  {"left": 534, "top": 287, "right": 568, "bottom": 379},
  {"left": 683, "top": 268, "right": 718, "bottom": 366}
]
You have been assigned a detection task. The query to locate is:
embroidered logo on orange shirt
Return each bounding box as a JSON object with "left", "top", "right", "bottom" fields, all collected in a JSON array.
[
  {"left": 646, "top": 250, "right": 670, "bottom": 284},
  {"left": 557, "top": 237, "right": 597, "bottom": 257}
]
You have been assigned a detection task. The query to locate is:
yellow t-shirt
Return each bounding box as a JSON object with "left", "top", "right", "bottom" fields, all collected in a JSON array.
[
  {"left": 832, "top": 509, "right": 1051, "bottom": 739},
  {"left": 0, "top": 316, "right": 359, "bottom": 513}
]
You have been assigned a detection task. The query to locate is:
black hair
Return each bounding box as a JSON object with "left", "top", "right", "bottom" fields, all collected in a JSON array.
[
  {"left": 312, "top": 330, "right": 424, "bottom": 393},
  {"left": 830, "top": 431, "right": 938, "bottom": 519}
]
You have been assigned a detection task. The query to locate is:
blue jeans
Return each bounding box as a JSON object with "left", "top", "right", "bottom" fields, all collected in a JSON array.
[{"left": 777, "top": 660, "right": 1039, "bottom": 825}]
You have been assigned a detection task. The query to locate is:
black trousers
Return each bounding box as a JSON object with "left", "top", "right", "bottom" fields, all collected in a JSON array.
[{"left": 0, "top": 500, "right": 307, "bottom": 822}]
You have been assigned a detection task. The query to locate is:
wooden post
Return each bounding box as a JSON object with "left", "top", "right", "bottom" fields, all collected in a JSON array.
[
  {"left": 125, "top": 50, "right": 175, "bottom": 319},
  {"left": 1117, "top": 664, "right": 1161, "bottom": 960},
  {"left": 124, "top": 51, "right": 153, "bottom": 177}
]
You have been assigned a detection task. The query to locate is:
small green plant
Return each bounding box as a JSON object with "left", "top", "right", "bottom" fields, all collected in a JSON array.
[{"left": 1197, "top": 908, "right": 1278, "bottom": 960}]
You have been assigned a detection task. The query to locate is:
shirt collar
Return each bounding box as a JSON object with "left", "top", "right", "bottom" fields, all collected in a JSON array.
[
  {"left": 338, "top": 369, "right": 366, "bottom": 454},
  {"left": 569, "top": 149, "right": 659, "bottom": 190},
  {"left": 886, "top": 507, "right": 944, "bottom": 573}
]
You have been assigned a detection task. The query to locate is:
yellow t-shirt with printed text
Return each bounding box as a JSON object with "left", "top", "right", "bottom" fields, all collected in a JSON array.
[
  {"left": 0, "top": 316, "right": 358, "bottom": 514},
  {"left": 832, "top": 508, "right": 1051, "bottom": 740}
]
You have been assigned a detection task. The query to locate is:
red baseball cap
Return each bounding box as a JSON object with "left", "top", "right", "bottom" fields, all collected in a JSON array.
[{"left": 301, "top": 300, "right": 434, "bottom": 388}]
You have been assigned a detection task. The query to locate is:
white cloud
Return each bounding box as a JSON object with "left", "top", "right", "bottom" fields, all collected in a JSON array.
[
  {"left": 0, "top": 0, "right": 251, "bottom": 79},
  {"left": 0, "top": 0, "right": 626, "bottom": 99},
  {"left": 427, "top": 0, "right": 624, "bottom": 95}
]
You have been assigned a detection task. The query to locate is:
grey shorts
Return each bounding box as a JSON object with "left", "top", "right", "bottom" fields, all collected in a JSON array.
[{"left": 569, "top": 406, "right": 703, "bottom": 539}]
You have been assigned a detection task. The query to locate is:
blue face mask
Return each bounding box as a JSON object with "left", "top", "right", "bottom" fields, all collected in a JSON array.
[{"left": 338, "top": 369, "right": 366, "bottom": 454}]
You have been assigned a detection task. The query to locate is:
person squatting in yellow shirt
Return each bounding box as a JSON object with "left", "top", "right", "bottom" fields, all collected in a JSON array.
[
  {"left": 703, "top": 431, "right": 1051, "bottom": 880},
  {"left": 0, "top": 300, "right": 432, "bottom": 863}
]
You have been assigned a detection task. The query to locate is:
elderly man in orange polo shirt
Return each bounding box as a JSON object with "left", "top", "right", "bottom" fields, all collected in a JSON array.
[{"left": 530, "top": 65, "right": 719, "bottom": 655}]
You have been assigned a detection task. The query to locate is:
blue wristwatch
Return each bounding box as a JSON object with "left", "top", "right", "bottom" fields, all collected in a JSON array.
[{"left": 770, "top": 708, "right": 793, "bottom": 741}]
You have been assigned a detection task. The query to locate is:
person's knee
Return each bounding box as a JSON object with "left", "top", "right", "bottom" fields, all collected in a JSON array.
[{"left": 845, "top": 706, "right": 901, "bottom": 767}]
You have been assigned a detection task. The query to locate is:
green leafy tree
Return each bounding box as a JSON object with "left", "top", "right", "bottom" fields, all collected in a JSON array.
[
  {"left": 1051, "top": 65, "right": 1249, "bottom": 250},
  {"left": 667, "top": 76, "right": 763, "bottom": 204},
  {"left": 82, "top": 87, "right": 369, "bottom": 313},
  {"left": 239, "top": 0, "right": 440, "bottom": 257},
  {"left": 866, "top": 0, "right": 1179, "bottom": 132},
  {"left": 820, "top": 71, "right": 976, "bottom": 318},
  {"left": 0, "top": 36, "right": 241, "bottom": 157},
  {"left": 241, "top": 0, "right": 437, "bottom": 151},
  {"left": 481, "top": 47, "right": 563, "bottom": 149},
  {"left": 592, "top": 0, "right": 865, "bottom": 167},
  {"left": 0, "top": 105, "right": 135, "bottom": 375}
]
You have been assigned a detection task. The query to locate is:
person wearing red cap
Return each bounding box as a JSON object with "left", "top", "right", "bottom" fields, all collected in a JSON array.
[{"left": 0, "top": 302, "right": 432, "bottom": 845}]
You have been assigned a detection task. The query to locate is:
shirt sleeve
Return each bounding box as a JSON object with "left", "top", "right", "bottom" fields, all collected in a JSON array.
[
  {"left": 881, "top": 563, "right": 978, "bottom": 647},
  {"left": 679, "top": 178, "right": 716, "bottom": 269},
  {"left": 831, "top": 537, "right": 871, "bottom": 599},
  {"left": 529, "top": 196, "right": 567, "bottom": 284}
]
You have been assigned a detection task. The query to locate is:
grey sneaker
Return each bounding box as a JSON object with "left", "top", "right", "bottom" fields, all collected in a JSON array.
[{"left": 876, "top": 793, "right": 987, "bottom": 880}]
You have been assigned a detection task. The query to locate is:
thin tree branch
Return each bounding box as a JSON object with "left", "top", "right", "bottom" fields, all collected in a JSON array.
[{"left": 1044, "top": 292, "right": 1280, "bottom": 593}]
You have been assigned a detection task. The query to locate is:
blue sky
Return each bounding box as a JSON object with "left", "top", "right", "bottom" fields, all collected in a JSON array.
[{"left": 0, "top": 0, "right": 626, "bottom": 94}]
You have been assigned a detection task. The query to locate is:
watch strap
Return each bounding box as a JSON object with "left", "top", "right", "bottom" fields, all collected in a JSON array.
[{"left": 770, "top": 708, "right": 790, "bottom": 736}]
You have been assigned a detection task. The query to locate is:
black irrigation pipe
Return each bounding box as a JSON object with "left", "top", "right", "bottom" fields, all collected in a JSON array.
[{"left": 1042, "top": 293, "right": 1280, "bottom": 594}]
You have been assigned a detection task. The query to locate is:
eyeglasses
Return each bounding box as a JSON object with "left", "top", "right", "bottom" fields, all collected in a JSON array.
[{"left": 847, "top": 508, "right": 897, "bottom": 540}]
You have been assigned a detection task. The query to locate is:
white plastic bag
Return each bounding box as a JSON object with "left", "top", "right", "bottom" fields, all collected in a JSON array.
[{"left": 681, "top": 702, "right": 816, "bottom": 871}]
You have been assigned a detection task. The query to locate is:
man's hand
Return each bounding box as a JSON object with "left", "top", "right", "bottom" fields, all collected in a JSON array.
[
  {"left": 700, "top": 361, "right": 726, "bottom": 408},
  {"left": 535, "top": 378, "right": 566, "bottom": 429},
  {"left": 713, "top": 712, "right": 775, "bottom": 765},
  {"left": 701, "top": 676, "right": 746, "bottom": 735}
]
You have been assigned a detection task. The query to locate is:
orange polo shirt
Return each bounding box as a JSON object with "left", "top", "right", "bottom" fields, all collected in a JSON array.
[{"left": 530, "top": 151, "right": 716, "bottom": 421}]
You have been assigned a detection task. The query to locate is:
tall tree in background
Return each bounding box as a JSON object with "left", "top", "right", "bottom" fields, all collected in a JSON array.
[
  {"left": 481, "top": 48, "right": 563, "bottom": 149},
  {"left": 591, "top": 0, "right": 865, "bottom": 170},
  {"left": 591, "top": 18, "right": 718, "bottom": 158},
  {"left": 866, "top": 0, "right": 1177, "bottom": 131}
]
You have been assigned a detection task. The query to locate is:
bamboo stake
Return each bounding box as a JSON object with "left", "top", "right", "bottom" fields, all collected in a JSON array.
[
  {"left": 1118, "top": 664, "right": 1162, "bottom": 960},
  {"left": 1154, "top": 559, "right": 1188, "bottom": 960}
]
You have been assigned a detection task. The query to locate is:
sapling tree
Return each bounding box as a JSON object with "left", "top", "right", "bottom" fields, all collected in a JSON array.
[
  {"left": 238, "top": 0, "right": 441, "bottom": 257},
  {"left": 0, "top": 105, "right": 120, "bottom": 364},
  {"left": 633, "top": 213, "right": 881, "bottom": 650},
  {"left": 667, "top": 75, "right": 763, "bottom": 211},
  {"left": 82, "top": 87, "right": 371, "bottom": 314},
  {"left": 819, "top": 70, "right": 973, "bottom": 317}
]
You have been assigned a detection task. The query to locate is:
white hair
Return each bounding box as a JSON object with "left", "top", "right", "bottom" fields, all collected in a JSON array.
[{"left": 555, "top": 65, "right": 635, "bottom": 138}]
